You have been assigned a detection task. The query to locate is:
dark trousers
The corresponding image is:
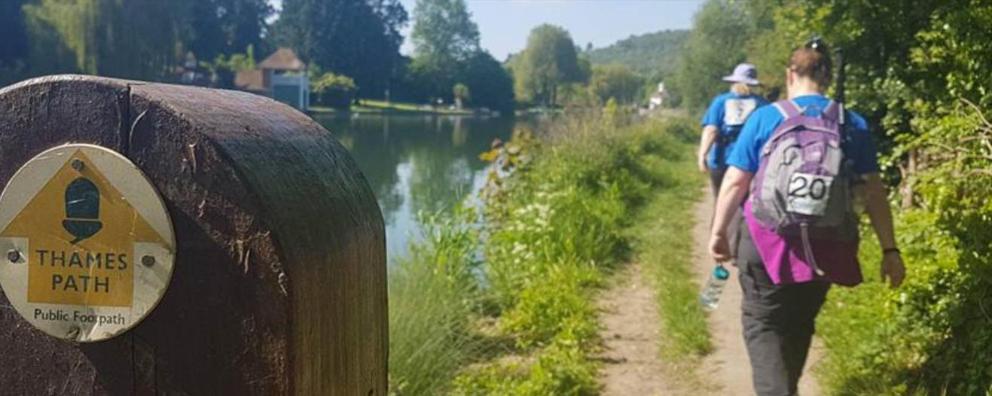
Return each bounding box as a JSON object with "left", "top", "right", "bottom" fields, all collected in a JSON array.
[
  {"left": 709, "top": 166, "right": 727, "bottom": 198},
  {"left": 737, "top": 225, "right": 830, "bottom": 396}
]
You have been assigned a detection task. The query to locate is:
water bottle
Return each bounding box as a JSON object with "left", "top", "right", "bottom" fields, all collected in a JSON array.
[{"left": 699, "top": 264, "right": 731, "bottom": 311}]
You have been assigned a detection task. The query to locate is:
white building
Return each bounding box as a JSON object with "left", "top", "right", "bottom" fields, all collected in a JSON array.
[{"left": 649, "top": 82, "right": 668, "bottom": 110}]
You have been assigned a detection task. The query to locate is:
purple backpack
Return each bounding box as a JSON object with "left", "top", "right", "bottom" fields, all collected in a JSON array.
[{"left": 749, "top": 99, "right": 859, "bottom": 276}]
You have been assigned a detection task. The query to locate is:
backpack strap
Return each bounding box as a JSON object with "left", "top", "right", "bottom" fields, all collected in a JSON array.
[
  {"left": 772, "top": 100, "right": 802, "bottom": 118},
  {"left": 822, "top": 100, "right": 846, "bottom": 125}
]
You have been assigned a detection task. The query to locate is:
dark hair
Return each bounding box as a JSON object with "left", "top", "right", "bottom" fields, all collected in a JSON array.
[{"left": 789, "top": 38, "right": 832, "bottom": 88}]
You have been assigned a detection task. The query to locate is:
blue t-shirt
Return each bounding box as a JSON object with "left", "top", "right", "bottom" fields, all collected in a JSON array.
[
  {"left": 726, "top": 94, "right": 880, "bottom": 175},
  {"left": 701, "top": 92, "right": 769, "bottom": 168}
]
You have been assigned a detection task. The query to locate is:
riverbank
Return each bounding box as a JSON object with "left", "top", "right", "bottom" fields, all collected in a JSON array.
[
  {"left": 309, "top": 99, "right": 478, "bottom": 116},
  {"left": 386, "top": 112, "right": 701, "bottom": 394}
]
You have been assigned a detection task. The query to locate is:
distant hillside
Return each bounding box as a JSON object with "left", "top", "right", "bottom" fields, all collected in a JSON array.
[{"left": 586, "top": 29, "right": 689, "bottom": 79}]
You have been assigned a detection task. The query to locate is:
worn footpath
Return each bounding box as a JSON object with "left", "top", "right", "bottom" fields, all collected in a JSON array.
[{"left": 694, "top": 190, "right": 823, "bottom": 396}]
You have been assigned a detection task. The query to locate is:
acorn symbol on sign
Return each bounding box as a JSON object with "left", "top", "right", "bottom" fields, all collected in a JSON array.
[{"left": 63, "top": 177, "right": 103, "bottom": 244}]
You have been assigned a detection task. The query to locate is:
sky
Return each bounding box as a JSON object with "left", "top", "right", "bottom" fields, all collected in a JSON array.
[{"left": 268, "top": 0, "right": 703, "bottom": 61}]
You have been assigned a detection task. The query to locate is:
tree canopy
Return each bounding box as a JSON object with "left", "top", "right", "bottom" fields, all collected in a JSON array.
[
  {"left": 408, "top": 0, "right": 482, "bottom": 100},
  {"left": 411, "top": 0, "right": 480, "bottom": 65},
  {"left": 589, "top": 64, "right": 644, "bottom": 105},
  {"left": 668, "top": 0, "right": 752, "bottom": 109},
  {"left": 511, "top": 24, "right": 586, "bottom": 107},
  {"left": 272, "top": 0, "right": 408, "bottom": 98},
  {"left": 5, "top": 0, "right": 272, "bottom": 84}
]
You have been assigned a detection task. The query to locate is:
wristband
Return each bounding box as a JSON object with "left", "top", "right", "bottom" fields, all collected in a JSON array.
[{"left": 883, "top": 247, "right": 900, "bottom": 256}]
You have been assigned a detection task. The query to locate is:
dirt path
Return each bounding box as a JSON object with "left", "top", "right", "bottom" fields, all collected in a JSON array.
[
  {"left": 596, "top": 262, "right": 678, "bottom": 396},
  {"left": 693, "top": 190, "right": 823, "bottom": 396}
]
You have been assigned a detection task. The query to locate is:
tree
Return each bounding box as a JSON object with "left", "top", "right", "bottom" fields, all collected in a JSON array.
[
  {"left": 457, "top": 51, "right": 515, "bottom": 112},
  {"left": 0, "top": 0, "right": 30, "bottom": 85},
  {"left": 452, "top": 83, "right": 470, "bottom": 109},
  {"left": 669, "top": 0, "right": 752, "bottom": 110},
  {"left": 273, "top": 0, "right": 408, "bottom": 99},
  {"left": 511, "top": 24, "right": 584, "bottom": 107},
  {"left": 589, "top": 64, "right": 645, "bottom": 105},
  {"left": 23, "top": 0, "right": 183, "bottom": 80},
  {"left": 187, "top": 0, "right": 273, "bottom": 61},
  {"left": 409, "top": 0, "right": 481, "bottom": 99},
  {"left": 0, "top": 0, "right": 29, "bottom": 64}
]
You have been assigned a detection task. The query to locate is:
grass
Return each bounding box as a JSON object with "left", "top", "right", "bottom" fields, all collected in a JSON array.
[
  {"left": 387, "top": 211, "right": 486, "bottom": 395},
  {"left": 629, "top": 159, "right": 711, "bottom": 362}
]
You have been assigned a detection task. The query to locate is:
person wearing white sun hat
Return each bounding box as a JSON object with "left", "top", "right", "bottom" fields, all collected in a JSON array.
[{"left": 697, "top": 63, "right": 768, "bottom": 197}]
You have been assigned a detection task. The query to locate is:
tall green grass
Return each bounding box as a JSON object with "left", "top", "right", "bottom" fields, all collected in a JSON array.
[{"left": 388, "top": 212, "right": 484, "bottom": 395}]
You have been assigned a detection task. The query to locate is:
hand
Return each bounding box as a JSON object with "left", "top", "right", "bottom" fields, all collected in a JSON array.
[
  {"left": 709, "top": 232, "right": 732, "bottom": 263},
  {"left": 880, "top": 251, "right": 905, "bottom": 288},
  {"left": 697, "top": 156, "right": 709, "bottom": 173}
]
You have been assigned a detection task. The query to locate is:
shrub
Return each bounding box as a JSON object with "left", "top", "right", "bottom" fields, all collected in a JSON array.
[{"left": 311, "top": 72, "right": 357, "bottom": 109}]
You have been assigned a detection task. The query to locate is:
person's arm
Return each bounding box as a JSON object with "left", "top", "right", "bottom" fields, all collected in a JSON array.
[
  {"left": 697, "top": 125, "right": 718, "bottom": 173},
  {"left": 709, "top": 167, "right": 753, "bottom": 262},
  {"left": 862, "top": 173, "right": 905, "bottom": 287}
]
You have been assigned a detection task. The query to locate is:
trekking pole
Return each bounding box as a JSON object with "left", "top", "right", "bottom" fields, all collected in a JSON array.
[{"left": 835, "top": 47, "right": 845, "bottom": 104}]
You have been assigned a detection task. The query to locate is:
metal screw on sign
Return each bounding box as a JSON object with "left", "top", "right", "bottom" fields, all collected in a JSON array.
[
  {"left": 6, "top": 250, "right": 20, "bottom": 263},
  {"left": 71, "top": 159, "right": 85, "bottom": 172},
  {"left": 141, "top": 255, "right": 156, "bottom": 267}
]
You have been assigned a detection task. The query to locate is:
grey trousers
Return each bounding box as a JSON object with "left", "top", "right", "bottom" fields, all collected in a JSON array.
[
  {"left": 709, "top": 166, "right": 727, "bottom": 198},
  {"left": 737, "top": 226, "right": 830, "bottom": 396}
]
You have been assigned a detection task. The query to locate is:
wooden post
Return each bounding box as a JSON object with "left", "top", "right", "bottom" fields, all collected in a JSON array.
[{"left": 0, "top": 75, "right": 387, "bottom": 395}]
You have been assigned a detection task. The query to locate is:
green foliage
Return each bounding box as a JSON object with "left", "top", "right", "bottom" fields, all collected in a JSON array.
[
  {"left": 585, "top": 29, "right": 689, "bottom": 81},
  {"left": 186, "top": 0, "right": 272, "bottom": 61},
  {"left": 409, "top": 0, "right": 480, "bottom": 99},
  {"left": 411, "top": 0, "right": 480, "bottom": 64},
  {"left": 817, "top": 210, "right": 963, "bottom": 395},
  {"left": 670, "top": 0, "right": 753, "bottom": 110},
  {"left": 23, "top": 0, "right": 181, "bottom": 79},
  {"left": 452, "top": 83, "right": 470, "bottom": 100},
  {"left": 311, "top": 72, "right": 358, "bottom": 109},
  {"left": 626, "top": 117, "right": 712, "bottom": 361},
  {"left": 510, "top": 24, "right": 586, "bottom": 107},
  {"left": 203, "top": 46, "right": 257, "bottom": 89},
  {"left": 458, "top": 51, "right": 515, "bottom": 112},
  {"left": 13, "top": 0, "right": 270, "bottom": 82},
  {"left": 272, "top": 0, "right": 407, "bottom": 98},
  {"left": 0, "top": 0, "right": 29, "bottom": 85},
  {"left": 589, "top": 64, "right": 645, "bottom": 105},
  {"left": 402, "top": 0, "right": 514, "bottom": 110},
  {"left": 388, "top": 209, "right": 485, "bottom": 395},
  {"left": 452, "top": 82, "right": 470, "bottom": 108},
  {"left": 449, "top": 113, "right": 696, "bottom": 394}
]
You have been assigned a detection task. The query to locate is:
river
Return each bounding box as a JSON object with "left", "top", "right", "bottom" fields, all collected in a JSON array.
[{"left": 314, "top": 114, "right": 516, "bottom": 264}]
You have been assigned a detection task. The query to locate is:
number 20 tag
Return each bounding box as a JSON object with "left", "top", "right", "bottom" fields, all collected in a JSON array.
[{"left": 787, "top": 173, "right": 833, "bottom": 215}]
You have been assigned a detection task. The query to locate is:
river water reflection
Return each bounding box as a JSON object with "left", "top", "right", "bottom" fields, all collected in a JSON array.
[{"left": 315, "top": 114, "right": 516, "bottom": 264}]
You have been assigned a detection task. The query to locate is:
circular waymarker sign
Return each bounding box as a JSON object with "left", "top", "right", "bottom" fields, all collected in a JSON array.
[{"left": 0, "top": 144, "right": 175, "bottom": 342}]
